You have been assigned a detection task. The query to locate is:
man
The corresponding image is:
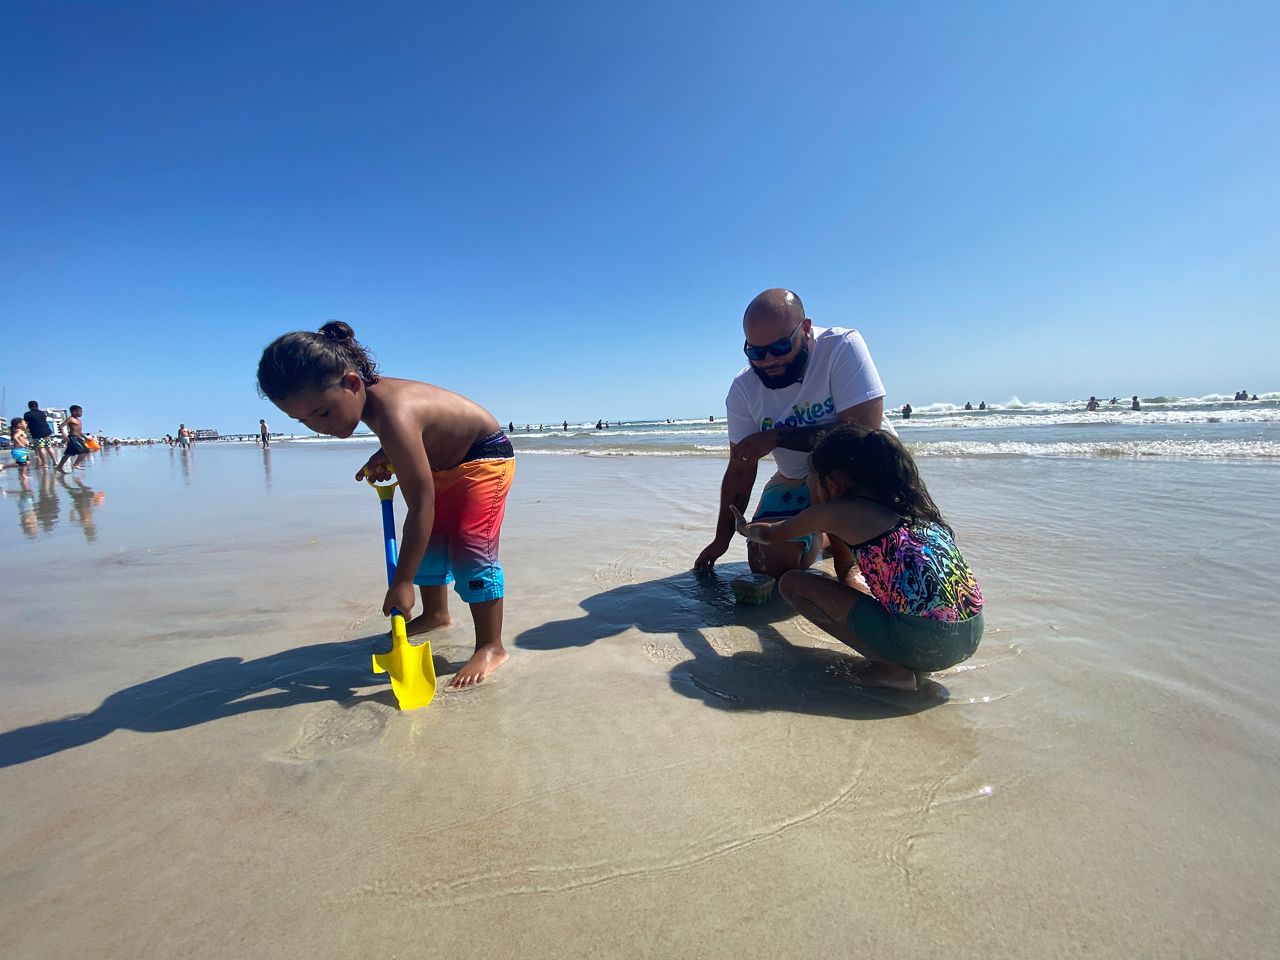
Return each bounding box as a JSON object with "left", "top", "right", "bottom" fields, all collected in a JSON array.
[
  {"left": 22, "top": 400, "right": 56, "bottom": 470},
  {"left": 695, "top": 288, "right": 894, "bottom": 580},
  {"left": 259, "top": 418, "right": 271, "bottom": 448}
]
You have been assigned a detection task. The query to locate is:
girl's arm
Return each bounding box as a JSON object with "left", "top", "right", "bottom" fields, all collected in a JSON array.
[
  {"left": 375, "top": 419, "right": 435, "bottom": 616},
  {"left": 732, "top": 502, "right": 833, "bottom": 544}
]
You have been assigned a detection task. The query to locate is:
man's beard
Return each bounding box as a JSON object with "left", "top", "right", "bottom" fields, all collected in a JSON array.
[{"left": 751, "top": 342, "right": 810, "bottom": 389}]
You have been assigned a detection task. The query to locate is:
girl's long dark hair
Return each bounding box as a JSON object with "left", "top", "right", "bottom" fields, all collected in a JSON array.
[
  {"left": 256, "top": 320, "right": 379, "bottom": 401},
  {"left": 811, "top": 424, "right": 953, "bottom": 536}
]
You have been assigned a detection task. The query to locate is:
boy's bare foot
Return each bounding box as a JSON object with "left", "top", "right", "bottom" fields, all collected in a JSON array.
[
  {"left": 448, "top": 645, "right": 509, "bottom": 688},
  {"left": 406, "top": 610, "right": 453, "bottom": 636},
  {"left": 845, "top": 661, "right": 919, "bottom": 692}
]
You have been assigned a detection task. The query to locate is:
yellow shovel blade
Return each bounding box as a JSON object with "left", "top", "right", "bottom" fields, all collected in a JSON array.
[{"left": 371, "top": 613, "right": 437, "bottom": 710}]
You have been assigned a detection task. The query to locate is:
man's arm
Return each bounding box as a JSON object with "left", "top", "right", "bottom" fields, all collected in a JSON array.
[
  {"left": 695, "top": 445, "right": 759, "bottom": 570},
  {"left": 732, "top": 397, "right": 886, "bottom": 462}
]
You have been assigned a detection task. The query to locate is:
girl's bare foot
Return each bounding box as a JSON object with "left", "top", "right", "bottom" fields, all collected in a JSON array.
[
  {"left": 406, "top": 610, "right": 452, "bottom": 636},
  {"left": 448, "top": 645, "right": 509, "bottom": 688}
]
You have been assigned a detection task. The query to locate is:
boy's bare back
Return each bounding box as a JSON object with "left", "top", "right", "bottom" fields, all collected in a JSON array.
[{"left": 364, "top": 377, "right": 501, "bottom": 471}]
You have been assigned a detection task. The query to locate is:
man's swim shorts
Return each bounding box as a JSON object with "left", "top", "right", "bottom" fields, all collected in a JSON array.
[
  {"left": 413, "top": 431, "right": 515, "bottom": 604},
  {"left": 751, "top": 474, "right": 816, "bottom": 557}
]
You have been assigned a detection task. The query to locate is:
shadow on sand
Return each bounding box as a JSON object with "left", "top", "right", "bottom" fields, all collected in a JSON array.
[
  {"left": 516, "top": 562, "right": 948, "bottom": 721},
  {"left": 0, "top": 636, "right": 450, "bottom": 769}
]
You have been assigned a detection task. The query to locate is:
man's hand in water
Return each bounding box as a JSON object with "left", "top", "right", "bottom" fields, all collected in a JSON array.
[
  {"left": 694, "top": 538, "right": 730, "bottom": 571},
  {"left": 383, "top": 581, "right": 416, "bottom": 618},
  {"left": 356, "top": 449, "right": 393, "bottom": 482},
  {"left": 731, "top": 505, "right": 772, "bottom": 544}
]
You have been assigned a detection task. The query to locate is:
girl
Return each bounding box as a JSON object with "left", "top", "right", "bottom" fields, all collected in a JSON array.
[
  {"left": 734, "top": 424, "right": 983, "bottom": 690},
  {"left": 257, "top": 321, "right": 516, "bottom": 688}
]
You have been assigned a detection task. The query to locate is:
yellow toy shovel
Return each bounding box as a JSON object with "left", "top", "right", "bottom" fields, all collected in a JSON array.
[{"left": 369, "top": 476, "right": 437, "bottom": 710}]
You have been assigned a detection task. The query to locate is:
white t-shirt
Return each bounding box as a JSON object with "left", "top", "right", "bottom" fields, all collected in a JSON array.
[{"left": 726, "top": 325, "right": 894, "bottom": 480}]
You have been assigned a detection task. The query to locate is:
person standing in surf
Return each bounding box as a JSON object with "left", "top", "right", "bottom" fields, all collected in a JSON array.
[{"left": 257, "top": 321, "right": 516, "bottom": 688}]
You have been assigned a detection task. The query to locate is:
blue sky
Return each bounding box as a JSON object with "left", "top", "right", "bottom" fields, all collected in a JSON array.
[{"left": 3, "top": 1, "right": 1277, "bottom": 436}]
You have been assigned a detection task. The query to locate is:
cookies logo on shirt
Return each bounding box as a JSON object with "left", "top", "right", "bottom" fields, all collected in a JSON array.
[{"left": 760, "top": 397, "right": 835, "bottom": 431}]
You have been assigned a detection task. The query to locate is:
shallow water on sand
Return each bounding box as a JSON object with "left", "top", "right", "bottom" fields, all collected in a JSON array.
[{"left": 1, "top": 444, "right": 1277, "bottom": 958}]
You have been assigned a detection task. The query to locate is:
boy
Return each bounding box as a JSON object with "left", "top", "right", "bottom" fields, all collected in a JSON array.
[{"left": 56, "top": 405, "right": 91, "bottom": 473}]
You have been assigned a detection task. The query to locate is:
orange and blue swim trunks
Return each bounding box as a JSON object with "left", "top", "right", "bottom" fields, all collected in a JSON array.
[{"left": 413, "top": 431, "right": 514, "bottom": 603}]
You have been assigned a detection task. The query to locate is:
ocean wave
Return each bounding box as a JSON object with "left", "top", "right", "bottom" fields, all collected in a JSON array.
[{"left": 909, "top": 439, "right": 1280, "bottom": 460}]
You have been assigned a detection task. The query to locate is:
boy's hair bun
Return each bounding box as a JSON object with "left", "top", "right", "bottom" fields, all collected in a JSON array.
[{"left": 320, "top": 320, "right": 355, "bottom": 342}]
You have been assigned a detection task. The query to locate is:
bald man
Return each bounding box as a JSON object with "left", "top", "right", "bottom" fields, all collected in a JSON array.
[{"left": 695, "top": 289, "right": 895, "bottom": 580}]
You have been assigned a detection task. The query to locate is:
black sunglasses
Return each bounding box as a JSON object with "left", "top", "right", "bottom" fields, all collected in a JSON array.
[{"left": 743, "top": 320, "right": 805, "bottom": 362}]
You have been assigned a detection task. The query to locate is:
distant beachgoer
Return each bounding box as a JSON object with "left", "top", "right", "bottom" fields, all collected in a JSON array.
[
  {"left": 562, "top": 420, "right": 569, "bottom": 431},
  {"left": 709, "top": 415, "right": 714, "bottom": 422},
  {"left": 56, "top": 405, "right": 91, "bottom": 473},
  {"left": 696, "top": 287, "right": 894, "bottom": 581},
  {"left": 900, "top": 403, "right": 912, "bottom": 420},
  {"left": 22, "top": 401, "right": 56, "bottom": 470},
  {"left": 508, "top": 421, "right": 514, "bottom": 432},
  {"left": 259, "top": 418, "right": 270, "bottom": 448},
  {"left": 1108, "top": 397, "right": 1119, "bottom": 405},
  {"left": 3, "top": 418, "right": 30, "bottom": 479},
  {"left": 595, "top": 419, "right": 603, "bottom": 430},
  {"left": 734, "top": 424, "right": 983, "bottom": 691},
  {"left": 1131, "top": 396, "right": 1141, "bottom": 411},
  {"left": 257, "top": 319, "right": 515, "bottom": 688},
  {"left": 178, "top": 424, "right": 192, "bottom": 448},
  {"left": 964, "top": 402, "right": 972, "bottom": 411},
  {"left": 1086, "top": 397, "right": 1100, "bottom": 411},
  {"left": 1251, "top": 394, "right": 1259, "bottom": 401},
  {"left": 978, "top": 401, "right": 986, "bottom": 410}
]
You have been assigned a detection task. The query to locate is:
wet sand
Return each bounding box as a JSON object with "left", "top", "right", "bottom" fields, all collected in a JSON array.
[{"left": 1, "top": 446, "right": 1277, "bottom": 958}]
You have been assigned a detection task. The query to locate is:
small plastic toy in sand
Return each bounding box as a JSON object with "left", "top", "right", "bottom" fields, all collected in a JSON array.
[{"left": 731, "top": 572, "right": 776, "bottom": 605}]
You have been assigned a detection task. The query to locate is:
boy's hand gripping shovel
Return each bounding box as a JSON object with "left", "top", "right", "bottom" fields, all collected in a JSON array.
[{"left": 369, "top": 477, "right": 437, "bottom": 710}]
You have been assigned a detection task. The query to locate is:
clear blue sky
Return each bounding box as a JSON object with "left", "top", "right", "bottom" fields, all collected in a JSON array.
[{"left": 3, "top": 1, "right": 1277, "bottom": 436}]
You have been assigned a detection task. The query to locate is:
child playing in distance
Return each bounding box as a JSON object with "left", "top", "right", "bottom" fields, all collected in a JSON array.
[
  {"left": 734, "top": 424, "right": 984, "bottom": 690},
  {"left": 256, "top": 321, "right": 515, "bottom": 688},
  {"left": 3, "top": 417, "right": 31, "bottom": 479},
  {"left": 56, "top": 405, "right": 91, "bottom": 473}
]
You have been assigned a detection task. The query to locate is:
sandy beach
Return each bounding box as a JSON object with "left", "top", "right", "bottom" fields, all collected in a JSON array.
[{"left": 1, "top": 443, "right": 1278, "bottom": 958}]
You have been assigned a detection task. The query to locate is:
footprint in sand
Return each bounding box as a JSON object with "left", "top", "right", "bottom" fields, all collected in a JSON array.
[{"left": 278, "top": 702, "right": 389, "bottom": 760}]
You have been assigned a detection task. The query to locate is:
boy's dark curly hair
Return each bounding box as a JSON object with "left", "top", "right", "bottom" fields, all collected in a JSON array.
[{"left": 256, "top": 320, "right": 379, "bottom": 401}]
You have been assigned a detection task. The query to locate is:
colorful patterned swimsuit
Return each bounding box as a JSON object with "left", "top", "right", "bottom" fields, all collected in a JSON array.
[{"left": 849, "top": 516, "right": 984, "bottom": 622}]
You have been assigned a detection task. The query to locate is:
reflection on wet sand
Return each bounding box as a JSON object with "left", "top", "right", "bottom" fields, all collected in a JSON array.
[
  {"left": 261, "top": 446, "right": 272, "bottom": 488},
  {"left": 2, "top": 471, "right": 105, "bottom": 541}
]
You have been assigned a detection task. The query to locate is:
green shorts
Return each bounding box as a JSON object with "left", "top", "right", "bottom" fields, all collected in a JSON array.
[
  {"left": 752, "top": 476, "right": 816, "bottom": 557},
  {"left": 847, "top": 600, "right": 984, "bottom": 673}
]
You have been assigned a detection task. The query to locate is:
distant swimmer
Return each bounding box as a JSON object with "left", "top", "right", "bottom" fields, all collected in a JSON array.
[
  {"left": 562, "top": 420, "right": 568, "bottom": 431},
  {"left": 1251, "top": 394, "right": 1259, "bottom": 401},
  {"left": 595, "top": 420, "right": 603, "bottom": 430},
  {"left": 964, "top": 402, "right": 972, "bottom": 410},
  {"left": 709, "top": 415, "right": 715, "bottom": 422},
  {"left": 1086, "top": 397, "right": 1100, "bottom": 411},
  {"left": 1108, "top": 397, "right": 1120, "bottom": 405},
  {"left": 978, "top": 401, "right": 986, "bottom": 410},
  {"left": 900, "top": 403, "right": 912, "bottom": 420},
  {"left": 508, "top": 421, "right": 514, "bottom": 432},
  {"left": 1131, "top": 396, "right": 1141, "bottom": 411}
]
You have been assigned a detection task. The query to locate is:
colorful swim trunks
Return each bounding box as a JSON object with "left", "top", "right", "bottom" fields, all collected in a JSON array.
[
  {"left": 413, "top": 431, "right": 515, "bottom": 603},
  {"left": 751, "top": 474, "right": 816, "bottom": 556},
  {"left": 10, "top": 449, "right": 29, "bottom": 465}
]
